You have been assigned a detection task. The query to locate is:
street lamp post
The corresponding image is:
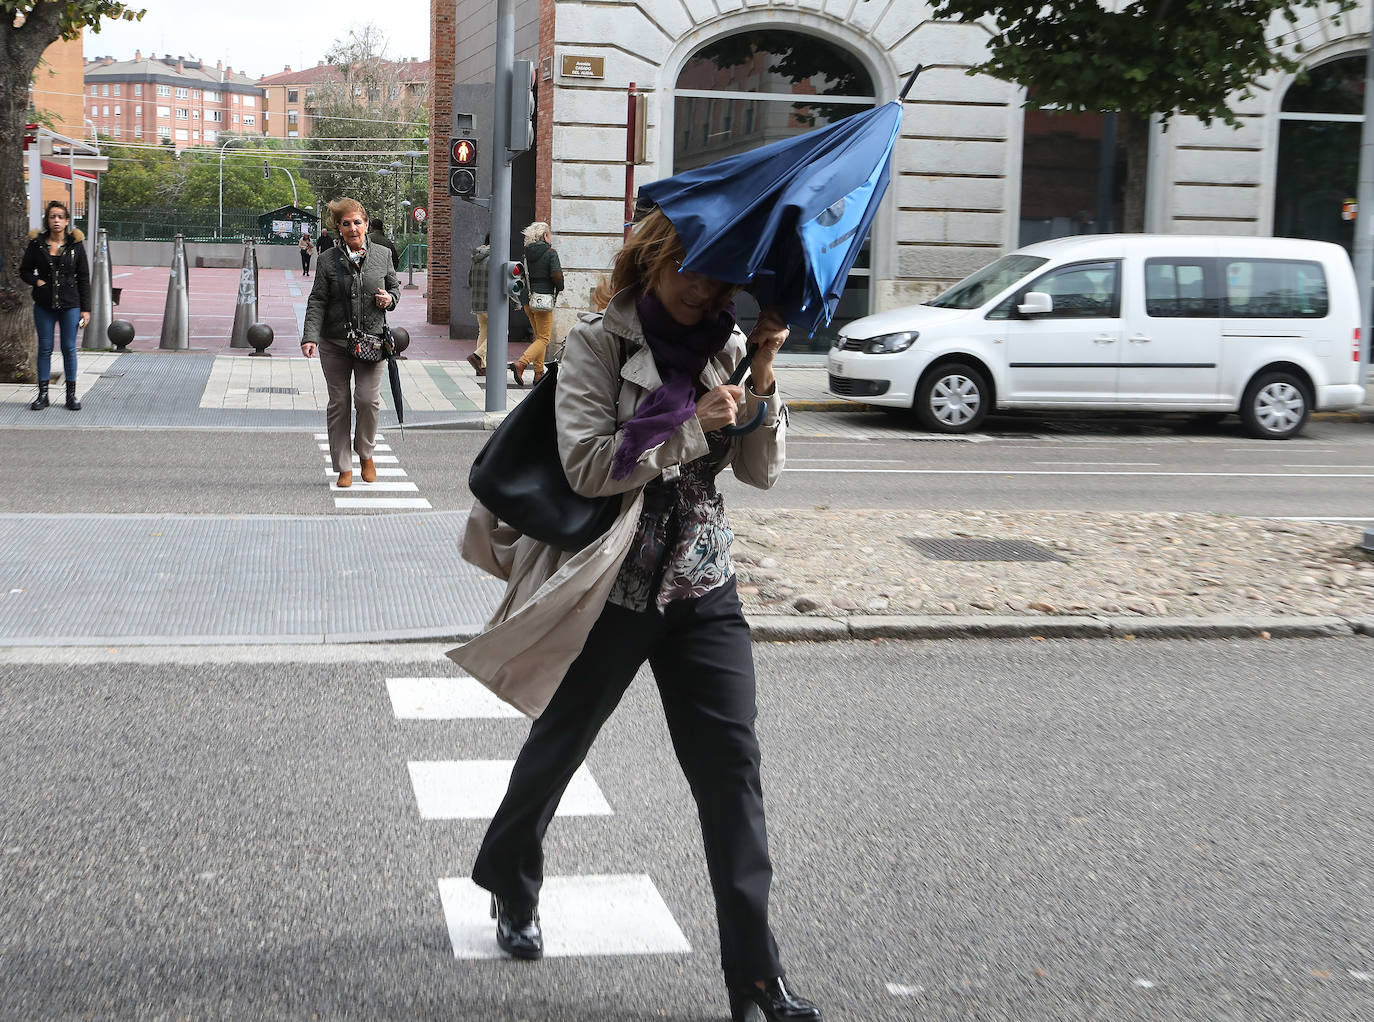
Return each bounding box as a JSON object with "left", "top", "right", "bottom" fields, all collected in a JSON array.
[
  {"left": 389, "top": 159, "right": 404, "bottom": 266},
  {"left": 217, "top": 137, "right": 236, "bottom": 239},
  {"left": 378, "top": 168, "right": 391, "bottom": 233},
  {"left": 403, "top": 149, "right": 423, "bottom": 288}
]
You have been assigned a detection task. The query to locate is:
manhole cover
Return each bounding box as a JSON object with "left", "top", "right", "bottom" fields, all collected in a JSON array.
[
  {"left": 250, "top": 386, "right": 300, "bottom": 394},
  {"left": 904, "top": 537, "right": 1065, "bottom": 562}
]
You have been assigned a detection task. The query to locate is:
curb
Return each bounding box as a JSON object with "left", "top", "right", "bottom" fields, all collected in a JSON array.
[
  {"left": 8, "top": 616, "right": 1370, "bottom": 649},
  {"left": 747, "top": 614, "right": 1371, "bottom": 642}
]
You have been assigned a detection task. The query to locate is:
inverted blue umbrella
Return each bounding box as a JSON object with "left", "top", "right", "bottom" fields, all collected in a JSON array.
[{"left": 640, "top": 66, "right": 921, "bottom": 339}]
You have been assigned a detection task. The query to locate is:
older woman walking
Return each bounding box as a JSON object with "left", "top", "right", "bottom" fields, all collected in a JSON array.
[
  {"left": 301, "top": 197, "right": 400, "bottom": 488},
  {"left": 455, "top": 209, "right": 821, "bottom": 1022}
]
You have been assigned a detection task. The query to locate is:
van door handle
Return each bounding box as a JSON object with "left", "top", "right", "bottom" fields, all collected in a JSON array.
[
  {"left": 1128, "top": 333, "right": 1151, "bottom": 344},
  {"left": 1093, "top": 334, "right": 1116, "bottom": 345}
]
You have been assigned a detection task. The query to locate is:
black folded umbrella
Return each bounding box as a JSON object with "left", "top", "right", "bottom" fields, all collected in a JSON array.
[{"left": 385, "top": 326, "right": 409, "bottom": 435}]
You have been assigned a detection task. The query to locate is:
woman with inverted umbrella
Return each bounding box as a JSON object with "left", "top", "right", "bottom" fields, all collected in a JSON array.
[{"left": 454, "top": 209, "right": 818, "bottom": 1021}]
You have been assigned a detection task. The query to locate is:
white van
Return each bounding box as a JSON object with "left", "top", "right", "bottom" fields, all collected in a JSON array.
[{"left": 828, "top": 235, "right": 1366, "bottom": 438}]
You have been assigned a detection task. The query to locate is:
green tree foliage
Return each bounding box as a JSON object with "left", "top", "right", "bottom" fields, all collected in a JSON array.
[
  {"left": 1, "top": 0, "right": 143, "bottom": 382},
  {"left": 298, "top": 23, "right": 428, "bottom": 232},
  {"left": 927, "top": 0, "right": 1359, "bottom": 230}
]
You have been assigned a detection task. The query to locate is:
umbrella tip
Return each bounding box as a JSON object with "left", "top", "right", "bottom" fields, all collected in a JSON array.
[{"left": 898, "top": 64, "right": 923, "bottom": 102}]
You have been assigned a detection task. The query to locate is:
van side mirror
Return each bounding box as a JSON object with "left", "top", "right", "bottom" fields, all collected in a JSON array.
[{"left": 1018, "top": 291, "right": 1053, "bottom": 316}]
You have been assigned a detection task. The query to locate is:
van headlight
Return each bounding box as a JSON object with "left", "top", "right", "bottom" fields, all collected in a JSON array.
[{"left": 863, "top": 331, "right": 918, "bottom": 354}]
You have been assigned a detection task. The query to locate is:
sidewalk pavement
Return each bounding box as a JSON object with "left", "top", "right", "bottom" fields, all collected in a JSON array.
[{"left": 1, "top": 263, "right": 1371, "bottom": 649}]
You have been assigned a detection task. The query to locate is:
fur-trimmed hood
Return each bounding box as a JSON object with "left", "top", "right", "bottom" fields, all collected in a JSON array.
[{"left": 28, "top": 228, "right": 85, "bottom": 243}]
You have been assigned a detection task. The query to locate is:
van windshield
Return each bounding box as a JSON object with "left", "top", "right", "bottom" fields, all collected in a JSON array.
[{"left": 926, "top": 254, "right": 1049, "bottom": 310}]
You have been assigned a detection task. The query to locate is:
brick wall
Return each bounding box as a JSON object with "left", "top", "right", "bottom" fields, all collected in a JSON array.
[
  {"left": 536, "top": 0, "right": 555, "bottom": 225},
  {"left": 427, "top": 0, "right": 456, "bottom": 325}
]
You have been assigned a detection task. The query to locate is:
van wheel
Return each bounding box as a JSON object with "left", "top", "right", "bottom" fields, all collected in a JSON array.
[
  {"left": 1240, "top": 371, "right": 1309, "bottom": 439},
  {"left": 916, "top": 362, "right": 990, "bottom": 433}
]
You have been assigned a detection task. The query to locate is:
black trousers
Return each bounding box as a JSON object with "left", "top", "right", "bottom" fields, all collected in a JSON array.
[{"left": 471, "top": 577, "right": 784, "bottom": 985}]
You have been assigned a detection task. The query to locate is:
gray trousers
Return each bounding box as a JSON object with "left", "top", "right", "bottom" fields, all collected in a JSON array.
[{"left": 318, "top": 340, "right": 384, "bottom": 473}]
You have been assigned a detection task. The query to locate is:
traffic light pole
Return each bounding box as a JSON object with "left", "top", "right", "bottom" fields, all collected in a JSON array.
[{"left": 482, "top": 0, "right": 517, "bottom": 413}]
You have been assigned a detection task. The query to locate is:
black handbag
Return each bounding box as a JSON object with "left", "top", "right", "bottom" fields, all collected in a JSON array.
[{"left": 468, "top": 362, "right": 620, "bottom": 552}]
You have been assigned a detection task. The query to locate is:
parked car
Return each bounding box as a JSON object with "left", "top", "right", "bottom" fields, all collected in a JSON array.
[{"left": 828, "top": 234, "right": 1366, "bottom": 438}]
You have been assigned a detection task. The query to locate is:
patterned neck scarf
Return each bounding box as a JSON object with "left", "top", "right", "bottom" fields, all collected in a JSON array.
[{"left": 610, "top": 292, "right": 735, "bottom": 480}]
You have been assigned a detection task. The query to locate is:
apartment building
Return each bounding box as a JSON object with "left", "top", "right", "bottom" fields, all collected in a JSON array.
[
  {"left": 257, "top": 58, "right": 430, "bottom": 139},
  {"left": 83, "top": 52, "right": 264, "bottom": 149}
]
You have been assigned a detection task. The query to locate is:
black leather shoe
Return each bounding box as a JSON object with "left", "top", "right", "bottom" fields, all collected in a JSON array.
[
  {"left": 491, "top": 894, "right": 543, "bottom": 960},
  {"left": 728, "top": 977, "right": 822, "bottom": 1022}
]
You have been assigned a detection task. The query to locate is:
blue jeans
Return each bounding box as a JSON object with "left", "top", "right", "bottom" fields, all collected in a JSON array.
[{"left": 34, "top": 305, "right": 80, "bottom": 383}]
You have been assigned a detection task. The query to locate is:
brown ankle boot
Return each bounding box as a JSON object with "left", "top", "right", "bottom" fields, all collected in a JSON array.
[
  {"left": 337, "top": 471, "right": 353, "bottom": 488},
  {"left": 360, "top": 457, "right": 377, "bottom": 483}
]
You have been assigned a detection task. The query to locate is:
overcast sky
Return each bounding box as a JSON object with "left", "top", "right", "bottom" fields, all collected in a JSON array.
[{"left": 82, "top": 0, "right": 432, "bottom": 80}]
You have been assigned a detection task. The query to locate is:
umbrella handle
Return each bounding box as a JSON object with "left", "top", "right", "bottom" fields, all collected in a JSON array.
[
  {"left": 720, "top": 342, "right": 767, "bottom": 436},
  {"left": 898, "top": 64, "right": 924, "bottom": 102}
]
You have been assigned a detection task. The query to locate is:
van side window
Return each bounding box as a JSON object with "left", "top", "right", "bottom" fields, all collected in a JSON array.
[
  {"left": 1145, "top": 259, "right": 1215, "bottom": 317},
  {"left": 991, "top": 260, "right": 1121, "bottom": 319},
  {"left": 1222, "top": 259, "right": 1328, "bottom": 318}
]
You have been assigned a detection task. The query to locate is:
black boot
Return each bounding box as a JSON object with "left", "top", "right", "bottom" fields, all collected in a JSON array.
[
  {"left": 30, "top": 382, "right": 49, "bottom": 410},
  {"left": 65, "top": 380, "right": 81, "bottom": 411},
  {"left": 490, "top": 894, "right": 543, "bottom": 960},
  {"left": 728, "top": 977, "right": 822, "bottom": 1022}
]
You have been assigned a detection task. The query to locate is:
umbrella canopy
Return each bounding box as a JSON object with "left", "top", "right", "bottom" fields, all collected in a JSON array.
[
  {"left": 386, "top": 356, "right": 404, "bottom": 434},
  {"left": 639, "top": 74, "right": 914, "bottom": 336}
]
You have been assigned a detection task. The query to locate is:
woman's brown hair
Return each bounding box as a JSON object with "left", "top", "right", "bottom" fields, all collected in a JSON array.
[
  {"left": 43, "top": 200, "right": 71, "bottom": 240},
  {"left": 327, "top": 196, "right": 367, "bottom": 229},
  {"left": 591, "top": 209, "right": 740, "bottom": 313}
]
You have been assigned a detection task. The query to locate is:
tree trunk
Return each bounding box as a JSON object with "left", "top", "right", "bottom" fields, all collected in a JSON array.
[
  {"left": 1, "top": 6, "right": 65, "bottom": 383},
  {"left": 1122, "top": 113, "right": 1151, "bottom": 234}
]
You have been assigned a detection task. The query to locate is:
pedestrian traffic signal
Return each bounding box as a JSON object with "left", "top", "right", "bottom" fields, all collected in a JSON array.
[
  {"left": 263, "top": 160, "right": 270, "bottom": 180},
  {"left": 502, "top": 261, "right": 527, "bottom": 303},
  {"left": 448, "top": 136, "right": 478, "bottom": 198}
]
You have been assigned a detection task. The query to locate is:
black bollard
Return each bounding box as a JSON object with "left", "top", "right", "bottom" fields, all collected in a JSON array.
[
  {"left": 107, "top": 319, "right": 136, "bottom": 352},
  {"left": 246, "top": 322, "right": 274, "bottom": 357}
]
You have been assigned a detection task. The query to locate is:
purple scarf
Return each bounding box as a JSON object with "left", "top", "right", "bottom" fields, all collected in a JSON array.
[{"left": 611, "top": 293, "right": 736, "bottom": 480}]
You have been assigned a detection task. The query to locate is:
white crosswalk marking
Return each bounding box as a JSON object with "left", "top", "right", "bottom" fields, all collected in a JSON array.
[
  {"left": 408, "top": 760, "right": 611, "bottom": 819},
  {"left": 386, "top": 677, "right": 523, "bottom": 719},
  {"left": 329, "top": 481, "right": 419, "bottom": 492},
  {"left": 334, "top": 497, "right": 432, "bottom": 509},
  {"left": 390, "top": 675, "right": 690, "bottom": 963},
  {"left": 439, "top": 875, "right": 691, "bottom": 959},
  {"left": 324, "top": 467, "right": 408, "bottom": 477},
  {"left": 323, "top": 453, "right": 400, "bottom": 464}
]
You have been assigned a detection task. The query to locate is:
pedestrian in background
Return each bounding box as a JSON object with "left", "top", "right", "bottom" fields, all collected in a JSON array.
[
  {"left": 19, "top": 200, "right": 90, "bottom": 412},
  {"left": 368, "top": 217, "right": 398, "bottom": 270},
  {"left": 510, "top": 221, "right": 563, "bottom": 387},
  {"left": 455, "top": 209, "right": 819, "bottom": 1022},
  {"left": 317, "top": 228, "right": 334, "bottom": 254},
  {"left": 467, "top": 234, "right": 490, "bottom": 376},
  {"left": 301, "top": 198, "right": 400, "bottom": 489},
  {"left": 298, "top": 231, "right": 314, "bottom": 276}
]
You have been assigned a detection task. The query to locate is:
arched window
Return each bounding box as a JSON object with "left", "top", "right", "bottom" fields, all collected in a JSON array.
[
  {"left": 673, "top": 30, "right": 877, "bottom": 350},
  {"left": 1275, "top": 54, "right": 1365, "bottom": 251}
]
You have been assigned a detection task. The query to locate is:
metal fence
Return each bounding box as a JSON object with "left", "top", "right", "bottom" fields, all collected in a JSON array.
[{"left": 91, "top": 207, "right": 302, "bottom": 244}]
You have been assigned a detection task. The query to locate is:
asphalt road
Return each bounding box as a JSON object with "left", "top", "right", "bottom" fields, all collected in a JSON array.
[
  {"left": 2, "top": 638, "right": 1371, "bottom": 1021},
  {"left": 3, "top": 413, "right": 1373, "bottom": 520}
]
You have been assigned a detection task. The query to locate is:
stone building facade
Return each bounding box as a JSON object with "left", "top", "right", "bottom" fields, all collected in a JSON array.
[{"left": 429, "top": 1, "right": 1369, "bottom": 350}]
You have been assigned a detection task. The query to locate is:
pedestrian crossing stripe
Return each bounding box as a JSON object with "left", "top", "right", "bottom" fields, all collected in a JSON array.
[
  {"left": 316, "top": 433, "right": 387, "bottom": 440},
  {"left": 328, "top": 481, "right": 419, "bottom": 492},
  {"left": 322, "top": 454, "right": 400, "bottom": 464},
  {"left": 407, "top": 760, "right": 611, "bottom": 819},
  {"left": 333, "top": 497, "right": 432, "bottom": 509},
  {"left": 438, "top": 875, "right": 691, "bottom": 959},
  {"left": 386, "top": 677, "right": 523, "bottom": 719},
  {"left": 324, "top": 467, "right": 408, "bottom": 477}
]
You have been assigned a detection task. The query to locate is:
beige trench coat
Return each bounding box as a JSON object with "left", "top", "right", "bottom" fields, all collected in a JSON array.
[{"left": 449, "top": 290, "right": 786, "bottom": 717}]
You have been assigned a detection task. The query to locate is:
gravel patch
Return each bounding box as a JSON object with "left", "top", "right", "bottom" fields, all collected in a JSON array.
[{"left": 731, "top": 509, "right": 1374, "bottom": 620}]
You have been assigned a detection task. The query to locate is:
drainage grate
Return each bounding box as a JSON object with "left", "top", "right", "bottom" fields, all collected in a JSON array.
[
  {"left": 904, "top": 537, "right": 1066, "bottom": 562},
  {"left": 250, "top": 386, "right": 300, "bottom": 394}
]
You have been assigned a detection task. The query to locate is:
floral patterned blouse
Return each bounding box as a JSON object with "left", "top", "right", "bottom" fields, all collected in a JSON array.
[{"left": 607, "top": 431, "right": 734, "bottom": 613}]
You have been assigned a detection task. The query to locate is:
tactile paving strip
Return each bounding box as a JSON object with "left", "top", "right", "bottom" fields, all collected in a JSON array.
[{"left": 0, "top": 510, "right": 501, "bottom": 644}]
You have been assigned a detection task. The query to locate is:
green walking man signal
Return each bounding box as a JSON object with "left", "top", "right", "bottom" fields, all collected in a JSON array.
[{"left": 449, "top": 136, "right": 477, "bottom": 198}]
